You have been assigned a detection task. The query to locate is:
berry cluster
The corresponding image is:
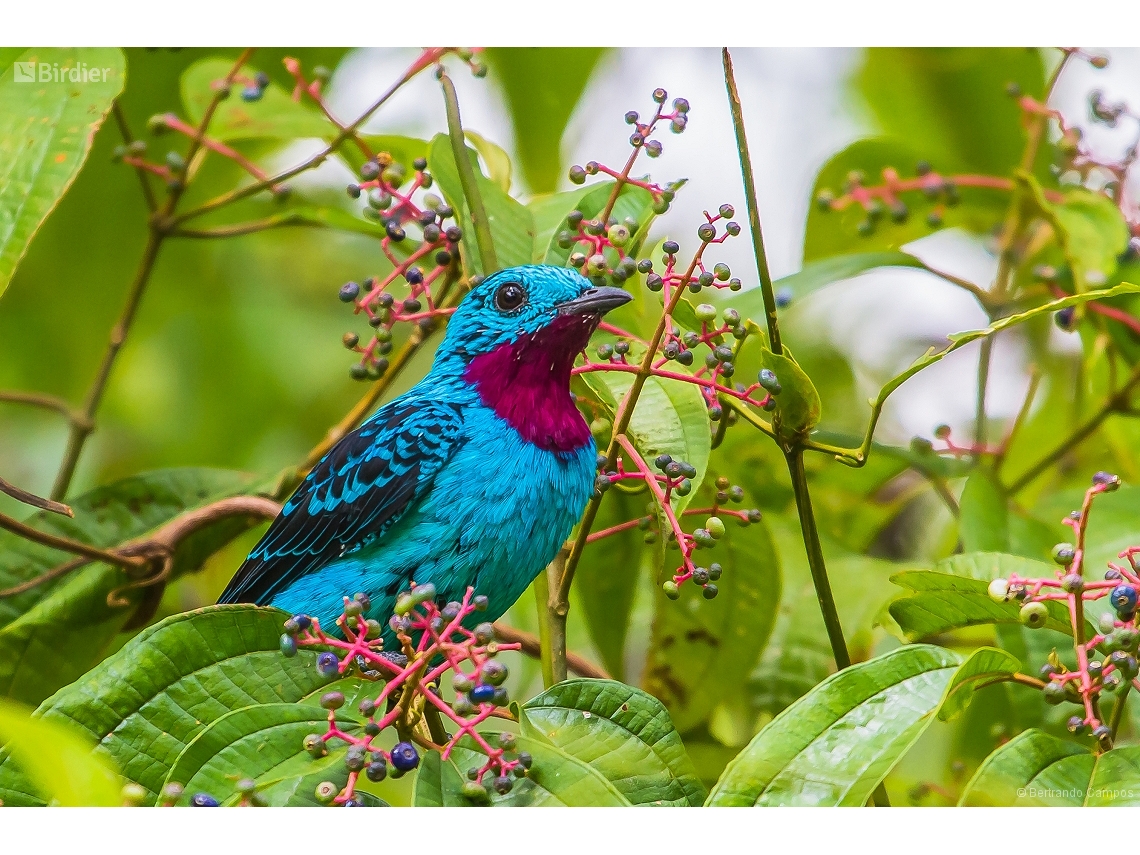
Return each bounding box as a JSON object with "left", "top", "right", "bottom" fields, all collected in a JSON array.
[
  {"left": 591, "top": 441, "right": 761, "bottom": 597},
  {"left": 987, "top": 471, "right": 1138, "bottom": 748},
  {"left": 339, "top": 155, "right": 463, "bottom": 380},
  {"left": 278, "top": 586, "right": 526, "bottom": 805}
]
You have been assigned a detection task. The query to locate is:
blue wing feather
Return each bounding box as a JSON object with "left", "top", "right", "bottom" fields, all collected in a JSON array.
[{"left": 218, "top": 398, "right": 464, "bottom": 606}]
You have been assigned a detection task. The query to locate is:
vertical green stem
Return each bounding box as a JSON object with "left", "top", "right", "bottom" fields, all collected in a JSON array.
[
  {"left": 533, "top": 572, "right": 555, "bottom": 688},
  {"left": 974, "top": 335, "right": 993, "bottom": 449},
  {"left": 439, "top": 71, "right": 498, "bottom": 275},
  {"left": 545, "top": 554, "right": 568, "bottom": 686}
]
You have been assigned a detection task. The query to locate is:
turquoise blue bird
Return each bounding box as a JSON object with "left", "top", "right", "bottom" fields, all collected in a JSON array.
[{"left": 219, "top": 265, "right": 630, "bottom": 639}]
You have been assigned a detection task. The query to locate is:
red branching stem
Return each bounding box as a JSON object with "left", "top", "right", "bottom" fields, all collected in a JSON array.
[{"left": 160, "top": 114, "right": 276, "bottom": 185}]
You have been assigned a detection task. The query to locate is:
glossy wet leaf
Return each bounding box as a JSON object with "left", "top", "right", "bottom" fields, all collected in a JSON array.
[
  {"left": 709, "top": 644, "right": 1010, "bottom": 806},
  {"left": 0, "top": 48, "right": 125, "bottom": 296},
  {"left": 164, "top": 703, "right": 360, "bottom": 806},
  {"left": 960, "top": 728, "right": 1140, "bottom": 806},
  {"left": 412, "top": 733, "right": 629, "bottom": 806},
  {"left": 578, "top": 360, "right": 710, "bottom": 516},
  {"left": 0, "top": 696, "right": 121, "bottom": 806},
  {"left": 0, "top": 605, "right": 333, "bottom": 804},
  {"left": 0, "top": 468, "right": 258, "bottom": 705},
  {"left": 959, "top": 470, "right": 1009, "bottom": 552},
  {"left": 643, "top": 518, "right": 780, "bottom": 733},
  {"left": 889, "top": 552, "right": 1080, "bottom": 639},
  {"left": 519, "top": 678, "right": 706, "bottom": 806},
  {"left": 181, "top": 58, "right": 330, "bottom": 141},
  {"left": 484, "top": 48, "right": 606, "bottom": 194},
  {"left": 427, "top": 133, "right": 535, "bottom": 275}
]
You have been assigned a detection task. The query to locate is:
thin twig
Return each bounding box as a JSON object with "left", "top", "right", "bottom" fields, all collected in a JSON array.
[
  {"left": 0, "top": 477, "right": 73, "bottom": 517},
  {"left": 111, "top": 101, "right": 156, "bottom": 212},
  {"left": 0, "top": 390, "right": 82, "bottom": 424},
  {"left": 492, "top": 620, "right": 608, "bottom": 679}
]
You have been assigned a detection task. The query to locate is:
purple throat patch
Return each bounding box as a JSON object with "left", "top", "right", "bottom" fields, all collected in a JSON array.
[{"left": 463, "top": 314, "right": 597, "bottom": 453}]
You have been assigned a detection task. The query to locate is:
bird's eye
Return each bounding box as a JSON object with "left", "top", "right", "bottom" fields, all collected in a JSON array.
[{"left": 493, "top": 282, "right": 527, "bottom": 312}]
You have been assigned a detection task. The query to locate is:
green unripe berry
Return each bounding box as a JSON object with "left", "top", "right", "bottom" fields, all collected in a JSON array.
[
  {"left": 314, "top": 781, "right": 339, "bottom": 805},
  {"left": 1043, "top": 682, "right": 1066, "bottom": 705},
  {"left": 461, "top": 781, "right": 490, "bottom": 802},
  {"left": 1052, "top": 543, "right": 1076, "bottom": 566},
  {"left": 1019, "top": 601, "right": 1048, "bottom": 628},
  {"left": 1061, "top": 574, "right": 1084, "bottom": 594},
  {"left": 303, "top": 733, "right": 328, "bottom": 758},
  {"left": 695, "top": 303, "right": 717, "bottom": 322},
  {"left": 662, "top": 580, "right": 680, "bottom": 600},
  {"left": 121, "top": 782, "right": 148, "bottom": 806},
  {"left": 705, "top": 516, "right": 726, "bottom": 539}
]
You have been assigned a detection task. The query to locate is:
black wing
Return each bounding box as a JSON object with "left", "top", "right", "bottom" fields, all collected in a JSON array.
[{"left": 218, "top": 398, "right": 464, "bottom": 605}]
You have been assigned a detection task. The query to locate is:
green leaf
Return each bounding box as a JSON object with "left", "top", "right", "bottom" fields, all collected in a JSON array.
[
  {"left": 0, "top": 467, "right": 258, "bottom": 705},
  {"left": 760, "top": 346, "right": 821, "bottom": 443},
  {"left": 709, "top": 644, "right": 1012, "bottom": 806},
  {"left": 0, "top": 605, "right": 334, "bottom": 803},
  {"left": 959, "top": 470, "right": 1009, "bottom": 552},
  {"left": 723, "top": 251, "right": 924, "bottom": 319},
  {"left": 960, "top": 728, "right": 1140, "bottom": 806},
  {"left": 0, "top": 48, "right": 126, "bottom": 296},
  {"left": 856, "top": 48, "right": 1045, "bottom": 176},
  {"left": 578, "top": 361, "right": 711, "bottom": 516},
  {"left": 464, "top": 130, "right": 512, "bottom": 193},
  {"left": 412, "top": 733, "right": 630, "bottom": 806},
  {"left": 1022, "top": 178, "right": 1130, "bottom": 292},
  {"left": 0, "top": 696, "right": 121, "bottom": 806},
  {"left": 180, "top": 57, "right": 330, "bottom": 141},
  {"left": 164, "top": 703, "right": 360, "bottom": 806},
  {"left": 889, "top": 552, "right": 1079, "bottom": 639},
  {"left": 643, "top": 518, "right": 780, "bottom": 733},
  {"left": 938, "top": 647, "right": 1021, "bottom": 721},
  {"left": 540, "top": 181, "right": 659, "bottom": 269},
  {"left": 803, "top": 137, "right": 1008, "bottom": 262},
  {"left": 427, "top": 133, "right": 535, "bottom": 275},
  {"left": 519, "top": 678, "right": 706, "bottom": 806},
  {"left": 575, "top": 490, "right": 646, "bottom": 680},
  {"left": 484, "top": 48, "right": 606, "bottom": 194}
]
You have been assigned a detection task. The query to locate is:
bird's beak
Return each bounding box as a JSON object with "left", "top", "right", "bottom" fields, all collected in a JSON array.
[{"left": 557, "top": 286, "right": 632, "bottom": 316}]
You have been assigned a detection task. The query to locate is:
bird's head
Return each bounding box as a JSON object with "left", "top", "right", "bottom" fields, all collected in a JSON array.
[
  {"left": 433, "top": 265, "right": 631, "bottom": 453},
  {"left": 440, "top": 265, "right": 631, "bottom": 361}
]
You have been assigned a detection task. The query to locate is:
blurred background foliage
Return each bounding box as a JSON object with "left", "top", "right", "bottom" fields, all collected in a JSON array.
[{"left": 3, "top": 46, "right": 1140, "bottom": 806}]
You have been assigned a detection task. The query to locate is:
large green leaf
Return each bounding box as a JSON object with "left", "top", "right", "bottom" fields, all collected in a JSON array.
[
  {"left": 960, "top": 728, "right": 1140, "bottom": 806},
  {"left": 959, "top": 470, "right": 1009, "bottom": 552},
  {"left": 426, "top": 133, "right": 535, "bottom": 275},
  {"left": 578, "top": 362, "right": 711, "bottom": 517},
  {"left": 643, "top": 518, "right": 780, "bottom": 733},
  {"left": 0, "top": 468, "right": 258, "bottom": 705},
  {"left": 519, "top": 678, "right": 706, "bottom": 806},
  {"left": 412, "top": 733, "right": 630, "bottom": 806},
  {"left": 803, "top": 137, "right": 1008, "bottom": 262},
  {"left": 0, "top": 48, "right": 125, "bottom": 296},
  {"left": 889, "top": 552, "right": 1078, "bottom": 639},
  {"left": 180, "top": 57, "right": 330, "bottom": 141},
  {"left": 708, "top": 645, "right": 1013, "bottom": 806},
  {"left": 164, "top": 703, "right": 360, "bottom": 806},
  {"left": 722, "top": 250, "right": 924, "bottom": 320},
  {"left": 856, "top": 48, "right": 1045, "bottom": 176},
  {"left": 0, "top": 605, "right": 333, "bottom": 804},
  {"left": 484, "top": 48, "right": 606, "bottom": 194},
  {"left": 0, "top": 696, "right": 121, "bottom": 807}
]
